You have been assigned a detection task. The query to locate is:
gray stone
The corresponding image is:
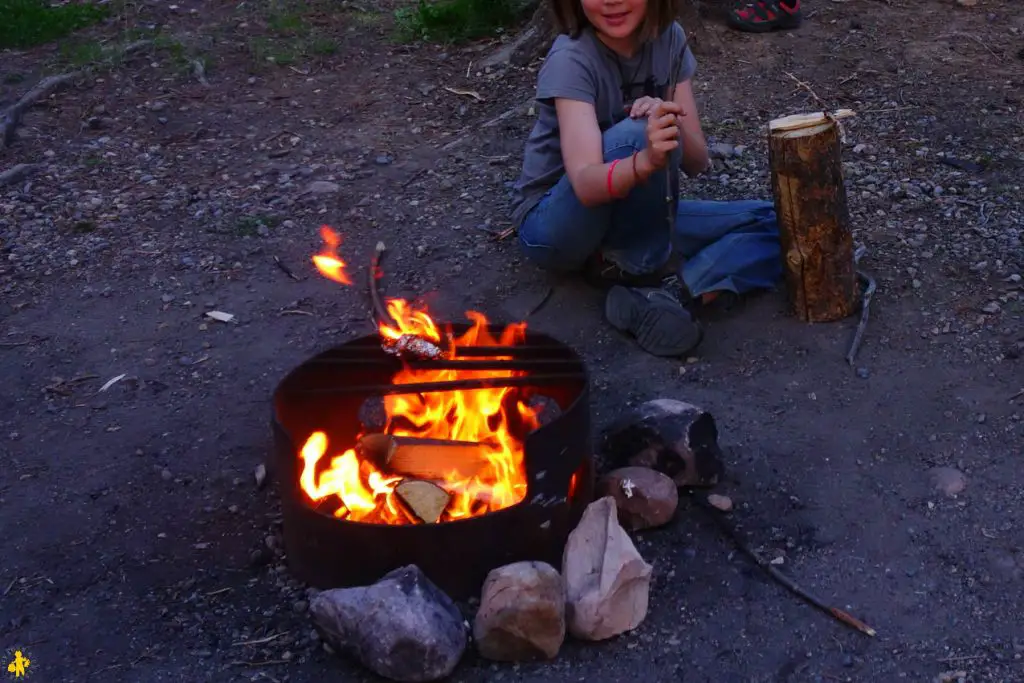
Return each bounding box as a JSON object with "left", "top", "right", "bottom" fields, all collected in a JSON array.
[
  {"left": 306, "top": 180, "right": 340, "bottom": 194},
  {"left": 601, "top": 399, "right": 723, "bottom": 487},
  {"left": 310, "top": 565, "right": 467, "bottom": 682},
  {"left": 928, "top": 466, "right": 967, "bottom": 497}
]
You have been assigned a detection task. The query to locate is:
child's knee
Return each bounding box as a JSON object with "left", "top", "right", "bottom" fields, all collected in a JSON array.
[{"left": 603, "top": 117, "right": 648, "bottom": 154}]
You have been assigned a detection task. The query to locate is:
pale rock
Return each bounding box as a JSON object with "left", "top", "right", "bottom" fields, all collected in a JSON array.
[
  {"left": 306, "top": 180, "right": 341, "bottom": 194},
  {"left": 473, "top": 561, "right": 565, "bottom": 661},
  {"left": 597, "top": 467, "right": 678, "bottom": 530},
  {"left": 928, "top": 466, "right": 967, "bottom": 497},
  {"left": 562, "top": 496, "right": 653, "bottom": 641},
  {"left": 707, "top": 493, "right": 733, "bottom": 512}
]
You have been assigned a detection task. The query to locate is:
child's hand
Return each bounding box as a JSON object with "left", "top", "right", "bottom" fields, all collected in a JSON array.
[
  {"left": 626, "top": 96, "right": 663, "bottom": 119},
  {"left": 643, "top": 101, "right": 685, "bottom": 170}
]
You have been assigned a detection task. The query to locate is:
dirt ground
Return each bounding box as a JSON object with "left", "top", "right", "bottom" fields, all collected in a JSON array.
[{"left": 1, "top": 0, "right": 1022, "bottom": 681}]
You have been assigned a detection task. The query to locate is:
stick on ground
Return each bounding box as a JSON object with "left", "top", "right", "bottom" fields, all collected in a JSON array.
[
  {"left": 691, "top": 492, "right": 877, "bottom": 637},
  {"left": 0, "top": 163, "right": 40, "bottom": 188},
  {"left": 846, "top": 245, "right": 877, "bottom": 365},
  {"left": 1, "top": 40, "right": 151, "bottom": 148},
  {"left": 2, "top": 72, "right": 81, "bottom": 147}
]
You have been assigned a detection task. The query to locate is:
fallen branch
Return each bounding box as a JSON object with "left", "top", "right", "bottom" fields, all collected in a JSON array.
[
  {"left": 441, "top": 97, "right": 534, "bottom": 152},
  {"left": 1, "top": 39, "right": 152, "bottom": 148},
  {"left": 0, "top": 163, "right": 41, "bottom": 188},
  {"left": 692, "top": 492, "right": 877, "bottom": 637},
  {"left": 273, "top": 255, "right": 300, "bottom": 281},
  {"left": 846, "top": 245, "right": 877, "bottom": 366},
  {"left": 1, "top": 72, "right": 81, "bottom": 147}
]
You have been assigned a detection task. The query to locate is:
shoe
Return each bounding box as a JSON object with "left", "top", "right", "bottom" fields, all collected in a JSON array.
[
  {"left": 605, "top": 285, "right": 705, "bottom": 357},
  {"left": 728, "top": 0, "right": 803, "bottom": 32},
  {"left": 583, "top": 253, "right": 668, "bottom": 291},
  {"left": 660, "top": 274, "right": 742, "bottom": 316}
]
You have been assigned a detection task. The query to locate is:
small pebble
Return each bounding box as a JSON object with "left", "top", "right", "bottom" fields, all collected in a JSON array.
[{"left": 707, "top": 493, "right": 733, "bottom": 512}]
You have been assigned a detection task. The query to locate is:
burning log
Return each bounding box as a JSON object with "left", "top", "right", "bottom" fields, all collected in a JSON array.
[
  {"left": 768, "top": 109, "right": 859, "bottom": 322},
  {"left": 395, "top": 480, "right": 452, "bottom": 524},
  {"left": 357, "top": 434, "right": 491, "bottom": 481}
]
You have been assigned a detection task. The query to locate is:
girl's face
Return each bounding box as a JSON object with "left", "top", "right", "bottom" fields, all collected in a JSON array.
[{"left": 580, "top": 0, "right": 648, "bottom": 43}]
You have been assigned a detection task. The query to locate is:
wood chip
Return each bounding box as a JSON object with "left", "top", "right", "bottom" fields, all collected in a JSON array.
[{"left": 395, "top": 479, "right": 451, "bottom": 524}]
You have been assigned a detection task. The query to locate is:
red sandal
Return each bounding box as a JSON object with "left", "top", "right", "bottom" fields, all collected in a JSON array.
[{"left": 728, "top": 0, "right": 803, "bottom": 32}]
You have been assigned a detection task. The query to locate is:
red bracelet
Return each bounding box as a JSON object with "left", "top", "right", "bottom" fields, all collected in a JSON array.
[{"left": 607, "top": 158, "right": 623, "bottom": 199}]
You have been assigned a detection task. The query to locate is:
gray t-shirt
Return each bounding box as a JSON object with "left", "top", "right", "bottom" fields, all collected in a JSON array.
[{"left": 510, "top": 22, "right": 698, "bottom": 229}]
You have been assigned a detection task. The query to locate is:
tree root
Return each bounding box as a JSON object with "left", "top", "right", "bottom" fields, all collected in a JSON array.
[
  {"left": 1, "top": 39, "right": 153, "bottom": 149},
  {"left": 0, "top": 163, "right": 41, "bottom": 188}
]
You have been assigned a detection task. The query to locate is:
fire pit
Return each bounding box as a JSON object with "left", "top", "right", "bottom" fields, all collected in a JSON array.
[{"left": 271, "top": 314, "right": 594, "bottom": 599}]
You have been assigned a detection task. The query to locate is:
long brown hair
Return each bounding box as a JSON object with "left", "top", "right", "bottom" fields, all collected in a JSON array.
[{"left": 547, "top": 0, "right": 681, "bottom": 42}]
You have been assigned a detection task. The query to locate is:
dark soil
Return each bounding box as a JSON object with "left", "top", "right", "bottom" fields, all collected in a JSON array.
[{"left": 1, "top": 1, "right": 1022, "bottom": 682}]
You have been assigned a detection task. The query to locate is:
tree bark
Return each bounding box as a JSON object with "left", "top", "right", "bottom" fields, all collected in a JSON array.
[{"left": 768, "top": 112, "right": 859, "bottom": 323}]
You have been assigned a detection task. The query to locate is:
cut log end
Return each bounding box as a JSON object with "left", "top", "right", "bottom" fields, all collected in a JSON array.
[
  {"left": 395, "top": 479, "right": 452, "bottom": 524},
  {"left": 768, "top": 109, "right": 856, "bottom": 134}
]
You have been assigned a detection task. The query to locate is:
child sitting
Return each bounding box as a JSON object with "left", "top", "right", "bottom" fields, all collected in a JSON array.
[{"left": 509, "top": 0, "right": 784, "bottom": 357}]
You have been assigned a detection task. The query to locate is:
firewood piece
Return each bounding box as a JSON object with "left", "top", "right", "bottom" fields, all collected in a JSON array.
[
  {"left": 357, "top": 434, "right": 490, "bottom": 480},
  {"left": 395, "top": 479, "right": 452, "bottom": 524},
  {"left": 768, "top": 109, "right": 855, "bottom": 133},
  {"left": 768, "top": 110, "right": 859, "bottom": 322}
]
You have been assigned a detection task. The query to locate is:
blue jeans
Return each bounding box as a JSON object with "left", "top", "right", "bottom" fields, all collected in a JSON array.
[{"left": 518, "top": 117, "right": 783, "bottom": 297}]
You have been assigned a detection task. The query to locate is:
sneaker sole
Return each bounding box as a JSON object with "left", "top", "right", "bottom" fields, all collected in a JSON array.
[{"left": 605, "top": 286, "right": 705, "bottom": 357}]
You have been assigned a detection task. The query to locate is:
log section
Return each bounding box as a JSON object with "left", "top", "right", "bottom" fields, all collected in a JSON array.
[{"left": 768, "top": 111, "right": 859, "bottom": 322}]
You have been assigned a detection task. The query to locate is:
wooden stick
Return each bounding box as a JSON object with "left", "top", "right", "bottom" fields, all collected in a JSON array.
[
  {"left": 691, "top": 492, "right": 876, "bottom": 637},
  {"left": 368, "top": 241, "right": 393, "bottom": 326}
]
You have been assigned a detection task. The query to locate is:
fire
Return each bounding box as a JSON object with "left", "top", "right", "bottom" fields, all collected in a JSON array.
[
  {"left": 303, "top": 226, "right": 540, "bottom": 524},
  {"left": 311, "top": 225, "right": 352, "bottom": 285}
]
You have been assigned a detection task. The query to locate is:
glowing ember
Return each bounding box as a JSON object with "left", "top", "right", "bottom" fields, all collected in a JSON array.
[{"left": 304, "top": 226, "right": 540, "bottom": 524}]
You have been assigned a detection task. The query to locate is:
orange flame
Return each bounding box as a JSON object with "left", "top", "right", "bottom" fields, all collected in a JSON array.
[
  {"left": 305, "top": 227, "right": 539, "bottom": 524},
  {"left": 311, "top": 225, "right": 352, "bottom": 285}
]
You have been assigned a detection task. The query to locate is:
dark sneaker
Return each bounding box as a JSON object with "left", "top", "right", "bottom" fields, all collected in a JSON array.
[
  {"left": 728, "top": 0, "right": 803, "bottom": 32},
  {"left": 583, "top": 253, "right": 667, "bottom": 290},
  {"left": 660, "top": 274, "right": 742, "bottom": 316},
  {"left": 605, "top": 285, "right": 705, "bottom": 357}
]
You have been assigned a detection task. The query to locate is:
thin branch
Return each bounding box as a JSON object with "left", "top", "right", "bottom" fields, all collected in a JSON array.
[{"left": 691, "top": 492, "right": 877, "bottom": 637}]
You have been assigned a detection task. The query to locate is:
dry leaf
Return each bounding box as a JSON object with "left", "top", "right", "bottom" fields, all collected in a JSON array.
[{"left": 205, "top": 311, "right": 236, "bottom": 323}]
